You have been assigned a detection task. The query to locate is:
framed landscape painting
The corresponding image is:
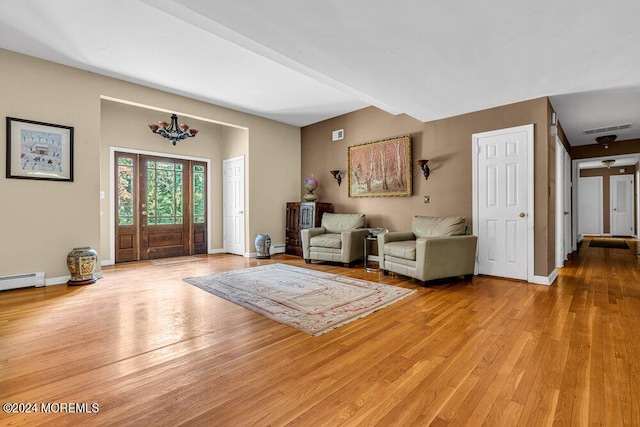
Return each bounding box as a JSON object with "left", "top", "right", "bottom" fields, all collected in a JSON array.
[
  {"left": 6, "top": 117, "right": 74, "bottom": 181},
  {"left": 348, "top": 135, "right": 412, "bottom": 197}
]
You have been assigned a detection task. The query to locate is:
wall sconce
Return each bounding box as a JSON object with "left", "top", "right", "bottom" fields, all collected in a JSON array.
[
  {"left": 416, "top": 160, "right": 430, "bottom": 180},
  {"left": 550, "top": 112, "right": 558, "bottom": 137},
  {"left": 329, "top": 170, "right": 342, "bottom": 186}
]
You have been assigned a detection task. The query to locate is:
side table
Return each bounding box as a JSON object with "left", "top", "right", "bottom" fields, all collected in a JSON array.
[{"left": 364, "top": 228, "right": 388, "bottom": 272}]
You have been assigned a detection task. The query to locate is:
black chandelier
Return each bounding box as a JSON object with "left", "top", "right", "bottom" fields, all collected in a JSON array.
[{"left": 148, "top": 114, "right": 198, "bottom": 145}]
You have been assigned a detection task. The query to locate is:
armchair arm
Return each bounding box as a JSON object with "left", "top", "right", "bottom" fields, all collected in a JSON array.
[
  {"left": 300, "top": 227, "right": 326, "bottom": 259},
  {"left": 415, "top": 235, "right": 478, "bottom": 281},
  {"left": 340, "top": 228, "right": 370, "bottom": 263},
  {"left": 377, "top": 231, "right": 415, "bottom": 270}
]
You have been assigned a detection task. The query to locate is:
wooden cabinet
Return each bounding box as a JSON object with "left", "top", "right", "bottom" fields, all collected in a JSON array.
[{"left": 285, "top": 202, "right": 333, "bottom": 256}]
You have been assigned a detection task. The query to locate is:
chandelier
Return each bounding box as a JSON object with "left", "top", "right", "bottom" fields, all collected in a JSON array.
[{"left": 148, "top": 114, "right": 198, "bottom": 145}]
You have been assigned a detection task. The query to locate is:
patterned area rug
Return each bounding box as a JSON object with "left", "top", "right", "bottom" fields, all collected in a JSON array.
[{"left": 184, "top": 263, "right": 415, "bottom": 336}]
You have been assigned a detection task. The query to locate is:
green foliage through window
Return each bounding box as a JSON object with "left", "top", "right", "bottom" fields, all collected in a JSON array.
[
  {"left": 147, "top": 160, "right": 183, "bottom": 225},
  {"left": 193, "top": 165, "right": 205, "bottom": 223},
  {"left": 117, "top": 159, "right": 134, "bottom": 226},
  {"left": 116, "top": 156, "right": 205, "bottom": 229}
]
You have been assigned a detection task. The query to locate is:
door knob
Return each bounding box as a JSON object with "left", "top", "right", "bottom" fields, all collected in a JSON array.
[
  {"left": 239, "top": 210, "right": 244, "bottom": 214},
  {"left": 519, "top": 212, "right": 526, "bottom": 218},
  {"left": 141, "top": 210, "right": 147, "bottom": 216}
]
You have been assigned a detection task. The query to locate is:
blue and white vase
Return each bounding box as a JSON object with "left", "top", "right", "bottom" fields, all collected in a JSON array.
[{"left": 255, "top": 234, "right": 271, "bottom": 259}]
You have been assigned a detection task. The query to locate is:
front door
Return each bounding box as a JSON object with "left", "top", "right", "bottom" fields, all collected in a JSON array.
[
  {"left": 473, "top": 125, "right": 532, "bottom": 281},
  {"left": 140, "top": 156, "right": 189, "bottom": 259},
  {"left": 610, "top": 174, "right": 634, "bottom": 236},
  {"left": 115, "top": 152, "right": 207, "bottom": 262}
]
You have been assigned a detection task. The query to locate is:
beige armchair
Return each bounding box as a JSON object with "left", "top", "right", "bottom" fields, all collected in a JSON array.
[
  {"left": 301, "top": 213, "right": 368, "bottom": 267},
  {"left": 378, "top": 216, "right": 477, "bottom": 285}
]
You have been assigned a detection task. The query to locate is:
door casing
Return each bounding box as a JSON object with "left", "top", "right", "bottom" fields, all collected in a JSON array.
[
  {"left": 472, "top": 124, "right": 535, "bottom": 283},
  {"left": 108, "top": 147, "right": 211, "bottom": 265}
]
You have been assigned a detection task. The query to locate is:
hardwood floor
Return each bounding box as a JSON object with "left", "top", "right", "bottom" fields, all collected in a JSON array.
[{"left": 1, "top": 238, "right": 639, "bottom": 426}]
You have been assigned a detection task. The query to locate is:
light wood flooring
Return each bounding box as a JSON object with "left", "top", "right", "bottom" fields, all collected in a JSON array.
[{"left": 1, "top": 237, "right": 639, "bottom": 426}]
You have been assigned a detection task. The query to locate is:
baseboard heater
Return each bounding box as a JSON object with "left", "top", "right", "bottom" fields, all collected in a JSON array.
[{"left": 0, "top": 272, "right": 45, "bottom": 291}]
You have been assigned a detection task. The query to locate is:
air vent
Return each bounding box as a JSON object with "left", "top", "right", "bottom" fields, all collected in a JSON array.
[{"left": 583, "top": 123, "right": 633, "bottom": 135}]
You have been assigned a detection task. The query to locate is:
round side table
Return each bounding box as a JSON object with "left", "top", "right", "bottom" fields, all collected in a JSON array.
[{"left": 364, "top": 228, "right": 388, "bottom": 272}]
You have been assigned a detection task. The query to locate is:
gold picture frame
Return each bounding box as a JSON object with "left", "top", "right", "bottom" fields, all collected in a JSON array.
[{"left": 348, "top": 135, "right": 412, "bottom": 197}]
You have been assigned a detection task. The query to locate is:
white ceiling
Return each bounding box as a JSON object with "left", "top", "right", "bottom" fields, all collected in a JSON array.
[{"left": 2, "top": 0, "right": 640, "bottom": 148}]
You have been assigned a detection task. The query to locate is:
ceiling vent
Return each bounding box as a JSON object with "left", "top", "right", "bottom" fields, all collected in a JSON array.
[{"left": 583, "top": 123, "right": 633, "bottom": 135}]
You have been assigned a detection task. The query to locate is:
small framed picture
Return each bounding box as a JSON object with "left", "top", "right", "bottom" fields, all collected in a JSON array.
[{"left": 6, "top": 117, "right": 74, "bottom": 181}]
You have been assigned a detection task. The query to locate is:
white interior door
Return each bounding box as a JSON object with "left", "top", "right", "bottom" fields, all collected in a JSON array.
[
  {"left": 637, "top": 170, "right": 640, "bottom": 238},
  {"left": 578, "top": 176, "right": 602, "bottom": 235},
  {"left": 223, "top": 156, "right": 245, "bottom": 255},
  {"left": 610, "top": 174, "right": 634, "bottom": 236},
  {"left": 563, "top": 150, "right": 572, "bottom": 259},
  {"left": 556, "top": 138, "right": 572, "bottom": 268},
  {"left": 473, "top": 124, "right": 533, "bottom": 281},
  {"left": 555, "top": 138, "right": 564, "bottom": 268}
]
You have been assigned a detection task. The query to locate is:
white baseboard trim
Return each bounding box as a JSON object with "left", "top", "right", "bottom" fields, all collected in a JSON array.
[
  {"left": 45, "top": 276, "right": 68, "bottom": 286},
  {"left": 209, "top": 248, "right": 225, "bottom": 254},
  {"left": 244, "top": 245, "right": 285, "bottom": 258},
  {"left": 531, "top": 269, "right": 557, "bottom": 286},
  {"left": 271, "top": 245, "right": 285, "bottom": 255},
  {"left": 46, "top": 271, "right": 103, "bottom": 286},
  {"left": 101, "top": 260, "right": 114, "bottom": 266}
]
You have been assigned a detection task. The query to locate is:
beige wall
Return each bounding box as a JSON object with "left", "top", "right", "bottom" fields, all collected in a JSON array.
[
  {"left": 302, "top": 98, "right": 555, "bottom": 277},
  {"left": 0, "top": 48, "right": 300, "bottom": 280},
  {"left": 100, "top": 100, "right": 226, "bottom": 259}
]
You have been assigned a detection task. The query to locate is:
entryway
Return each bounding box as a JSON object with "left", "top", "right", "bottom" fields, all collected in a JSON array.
[{"left": 115, "top": 151, "right": 208, "bottom": 262}]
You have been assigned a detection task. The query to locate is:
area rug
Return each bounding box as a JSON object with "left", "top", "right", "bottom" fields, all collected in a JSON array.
[
  {"left": 184, "top": 263, "right": 415, "bottom": 336},
  {"left": 589, "top": 238, "right": 629, "bottom": 249}
]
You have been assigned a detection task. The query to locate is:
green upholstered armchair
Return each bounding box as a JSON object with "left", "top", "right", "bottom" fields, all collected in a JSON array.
[
  {"left": 301, "top": 213, "right": 368, "bottom": 267},
  {"left": 377, "top": 216, "right": 477, "bottom": 285}
]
